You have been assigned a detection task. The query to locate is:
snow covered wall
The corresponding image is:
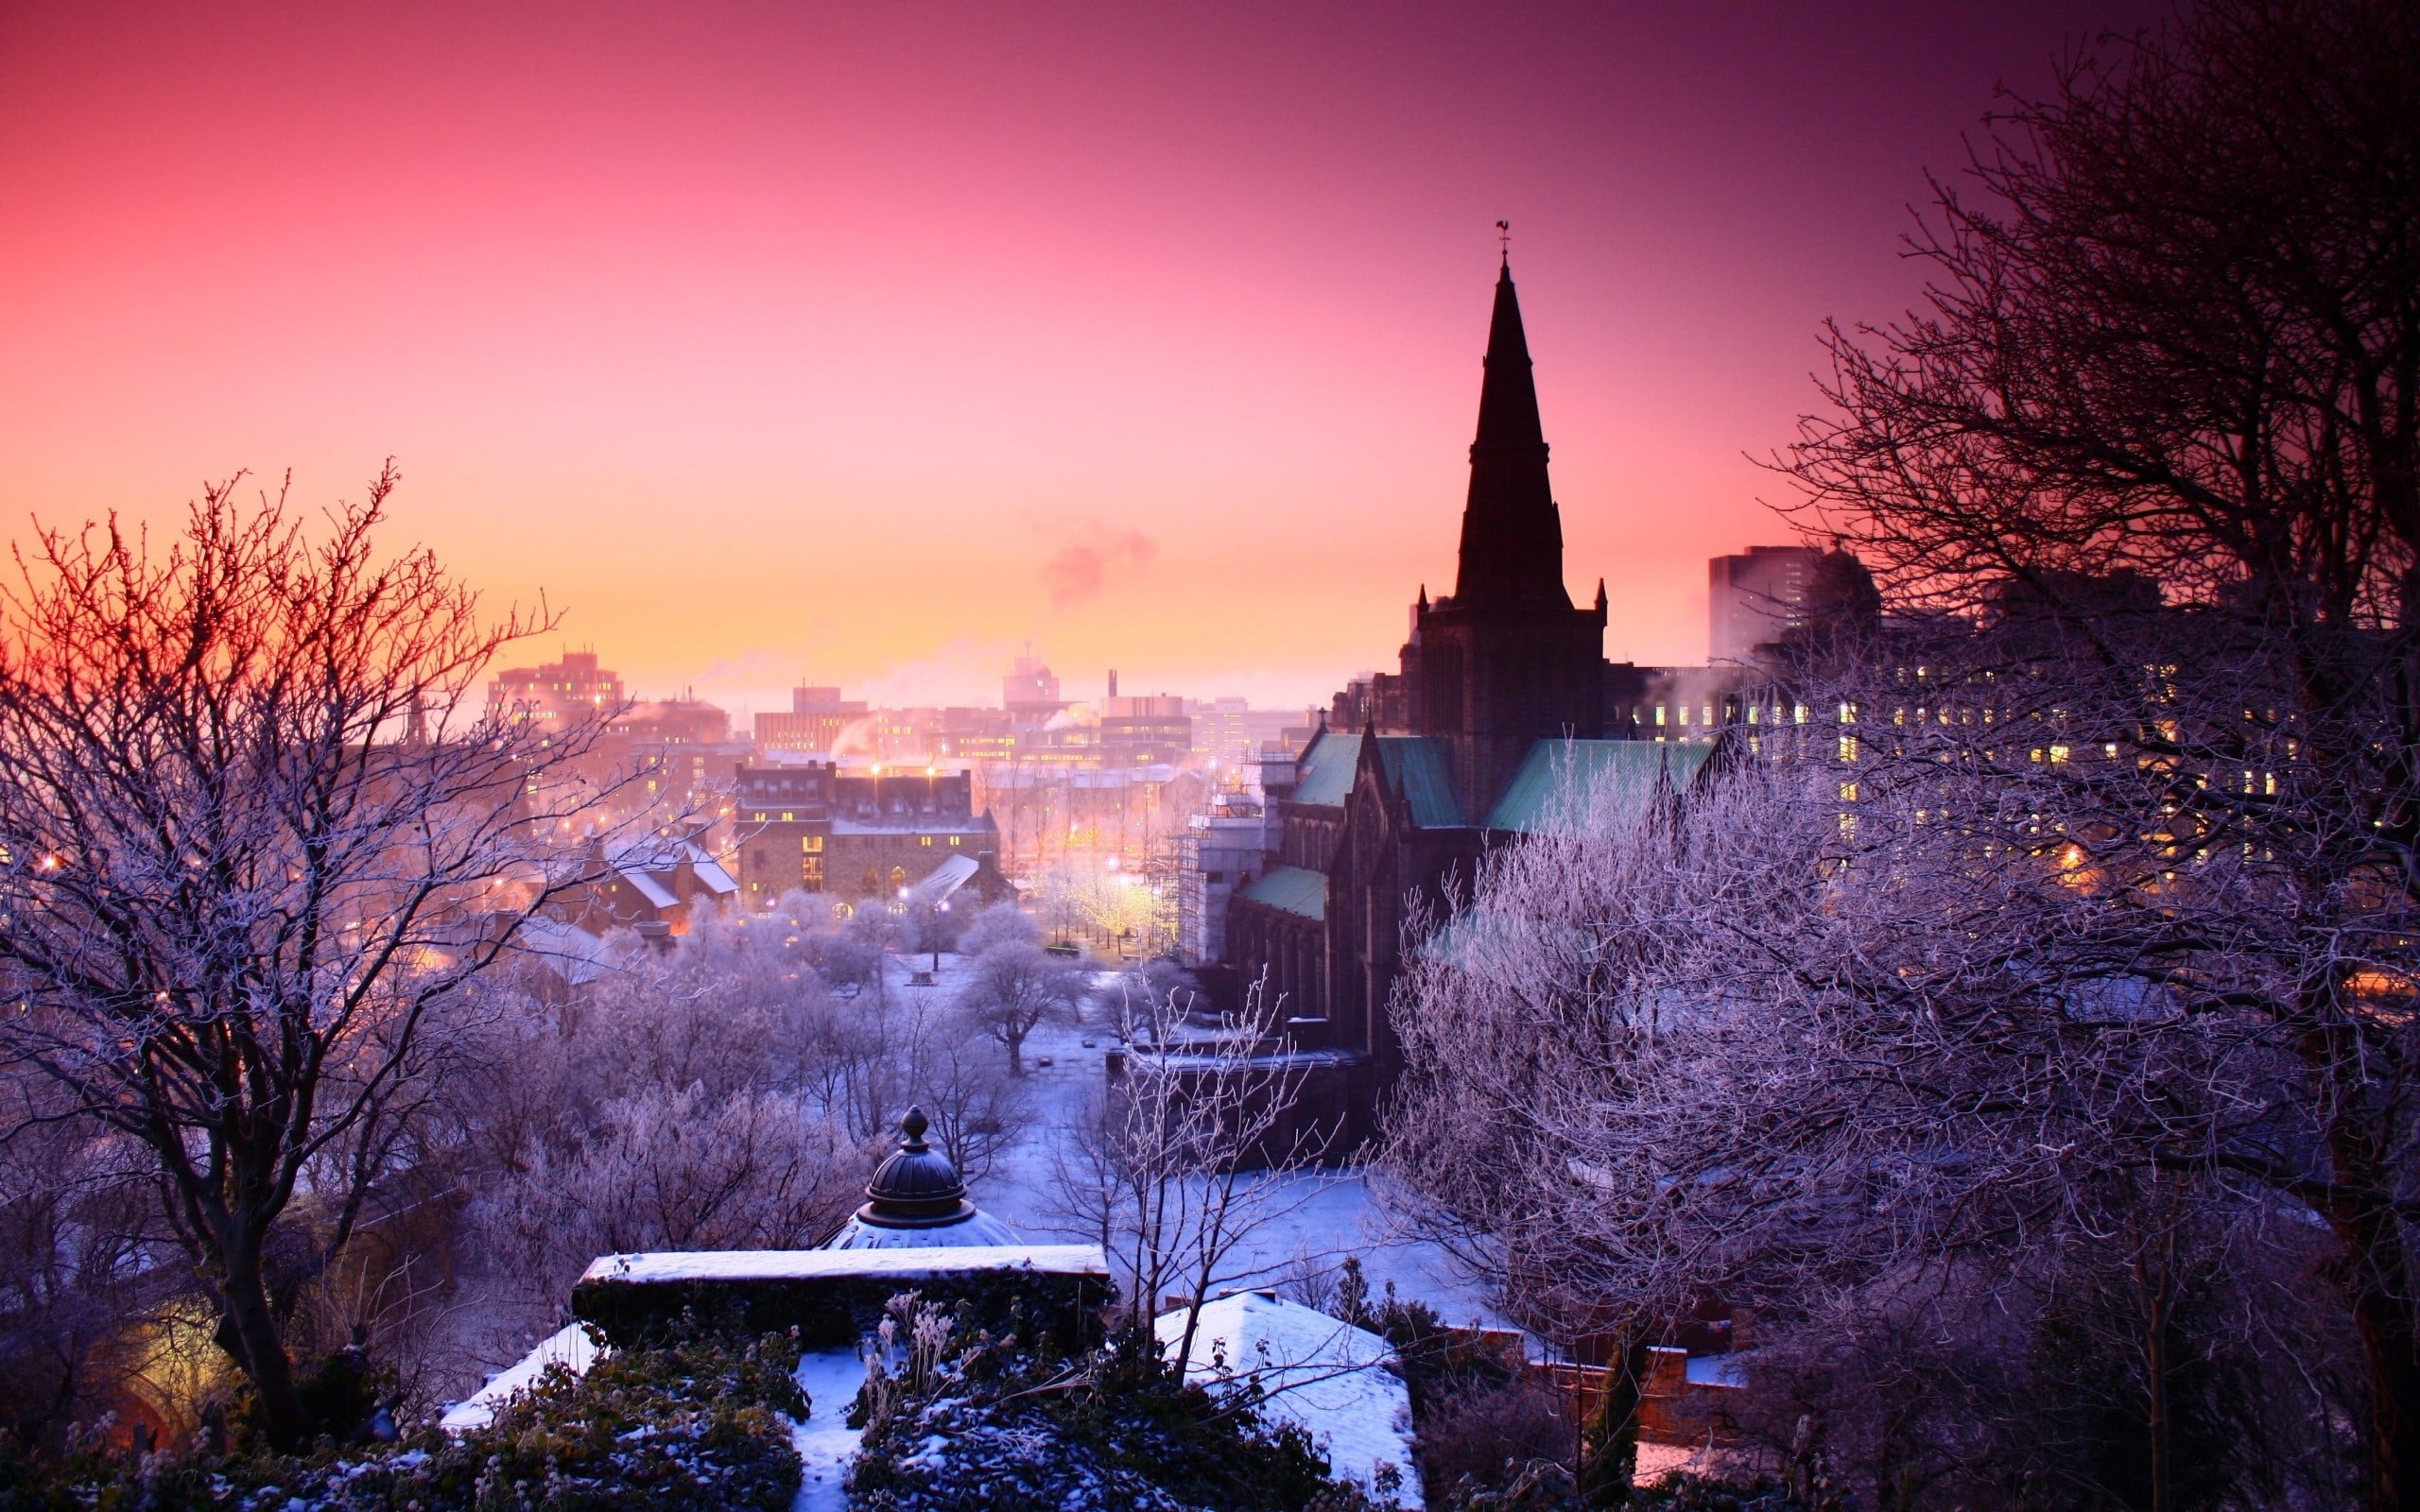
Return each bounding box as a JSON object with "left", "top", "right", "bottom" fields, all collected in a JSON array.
[{"left": 571, "top": 1243, "right": 1112, "bottom": 1351}]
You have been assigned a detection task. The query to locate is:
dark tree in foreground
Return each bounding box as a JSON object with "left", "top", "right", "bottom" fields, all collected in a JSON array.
[
  {"left": 0, "top": 470, "right": 612, "bottom": 1448},
  {"left": 1775, "top": 2, "right": 2420, "bottom": 1505}
]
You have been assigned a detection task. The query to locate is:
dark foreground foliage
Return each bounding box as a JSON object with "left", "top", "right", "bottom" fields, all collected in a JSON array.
[
  {"left": 846, "top": 1294, "right": 1387, "bottom": 1512},
  {"left": 0, "top": 1330, "right": 804, "bottom": 1512}
]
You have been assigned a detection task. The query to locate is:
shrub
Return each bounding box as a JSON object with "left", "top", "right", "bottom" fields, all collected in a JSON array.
[
  {"left": 0, "top": 1331, "right": 804, "bottom": 1512},
  {"left": 847, "top": 1295, "right": 1386, "bottom": 1512}
]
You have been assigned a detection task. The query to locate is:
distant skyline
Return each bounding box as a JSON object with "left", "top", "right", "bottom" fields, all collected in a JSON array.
[{"left": 1, "top": 0, "right": 2168, "bottom": 711}]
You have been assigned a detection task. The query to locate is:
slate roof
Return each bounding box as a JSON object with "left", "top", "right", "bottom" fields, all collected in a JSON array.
[
  {"left": 1485, "top": 739, "right": 1715, "bottom": 833},
  {"left": 1373, "top": 737, "right": 1464, "bottom": 828},
  {"left": 1236, "top": 865, "right": 1328, "bottom": 921},
  {"left": 1287, "top": 731, "right": 1360, "bottom": 809}
]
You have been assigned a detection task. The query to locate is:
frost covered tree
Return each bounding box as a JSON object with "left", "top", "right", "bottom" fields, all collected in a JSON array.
[
  {"left": 0, "top": 470, "right": 615, "bottom": 1448},
  {"left": 1048, "top": 979, "right": 1327, "bottom": 1366},
  {"left": 1761, "top": 1, "right": 2420, "bottom": 1502},
  {"left": 958, "top": 940, "right": 1085, "bottom": 1075},
  {"left": 1385, "top": 732, "right": 2371, "bottom": 1508}
]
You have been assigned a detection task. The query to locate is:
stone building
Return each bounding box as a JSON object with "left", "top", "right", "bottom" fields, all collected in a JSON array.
[
  {"left": 731, "top": 762, "right": 1008, "bottom": 908},
  {"left": 1219, "top": 257, "right": 1725, "bottom": 1143}
]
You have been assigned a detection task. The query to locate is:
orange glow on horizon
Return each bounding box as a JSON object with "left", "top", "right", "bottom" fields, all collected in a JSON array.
[{"left": 0, "top": 1, "right": 2164, "bottom": 713}]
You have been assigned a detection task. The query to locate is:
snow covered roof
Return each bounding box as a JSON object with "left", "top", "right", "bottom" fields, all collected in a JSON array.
[
  {"left": 616, "top": 868, "right": 680, "bottom": 910},
  {"left": 906, "top": 851, "right": 980, "bottom": 904},
  {"left": 439, "top": 1323, "right": 598, "bottom": 1434},
  {"left": 686, "top": 849, "right": 738, "bottom": 895},
  {"left": 824, "top": 1209, "right": 1019, "bottom": 1249},
  {"left": 1155, "top": 1292, "right": 1423, "bottom": 1508},
  {"left": 579, "top": 1244, "right": 1108, "bottom": 1286},
  {"left": 514, "top": 917, "right": 607, "bottom": 987}
]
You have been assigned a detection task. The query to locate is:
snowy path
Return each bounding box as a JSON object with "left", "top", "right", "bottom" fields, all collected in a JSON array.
[
  {"left": 899, "top": 956, "right": 1503, "bottom": 1329},
  {"left": 789, "top": 1349, "right": 870, "bottom": 1512}
]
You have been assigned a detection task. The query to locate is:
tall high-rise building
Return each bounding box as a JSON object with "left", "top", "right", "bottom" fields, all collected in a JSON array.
[{"left": 1709, "top": 545, "right": 1822, "bottom": 662}]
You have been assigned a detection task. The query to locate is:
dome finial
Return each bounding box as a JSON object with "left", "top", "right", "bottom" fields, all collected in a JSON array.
[{"left": 900, "top": 1107, "right": 930, "bottom": 1149}]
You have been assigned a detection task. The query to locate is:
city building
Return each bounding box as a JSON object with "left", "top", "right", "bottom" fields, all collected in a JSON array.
[
  {"left": 487, "top": 650, "right": 626, "bottom": 731},
  {"left": 1189, "top": 697, "right": 1310, "bottom": 773},
  {"left": 1206, "top": 257, "right": 1730, "bottom": 1143},
  {"left": 1709, "top": 544, "right": 1823, "bottom": 663},
  {"left": 755, "top": 686, "right": 871, "bottom": 756},
  {"left": 559, "top": 834, "right": 740, "bottom": 936},
  {"left": 730, "top": 762, "right": 1008, "bottom": 908},
  {"left": 1004, "top": 652, "right": 1066, "bottom": 721},
  {"left": 1100, "top": 691, "right": 1192, "bottom": 767},
  {"left": 1175, "top": 751, "right": 1287, "bottom": 966}
]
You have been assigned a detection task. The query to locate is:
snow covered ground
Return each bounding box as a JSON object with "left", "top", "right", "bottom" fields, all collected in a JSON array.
[
  {"left": 437, "top": 1323, "right": 598, "bottom": 1434},
  {"left": 896, "top": 955, "right": 1504, "bottom": 1330},
  {"left": 1156, "top": 1290, "right": 1423, "bottom": 1507},
  {"left": 790, "top": 1349, "right": 871, "bottom": 1512}
]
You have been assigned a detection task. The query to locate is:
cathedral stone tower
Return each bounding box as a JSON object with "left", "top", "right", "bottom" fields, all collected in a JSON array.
[{"left": 1403, "top": 258, "right": 1608, "bottom": 820}]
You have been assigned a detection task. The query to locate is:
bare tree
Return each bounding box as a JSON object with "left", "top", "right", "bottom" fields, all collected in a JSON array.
[
  {"left": 1384, "top": 710, "right": 2371, "bottom": 1508},
  {"left": 908, "top": 1030, "right": 1028, "bottom": 1186},
  {"left": 0, "top": 471, "right": 615, "bottom": 1447},
  {"left": 1759, "top": 2, "right": 2420, "bottom": 1502},
  {"left": 491, "top": 1084, "right": 866, "bottom": 1301},
  {"left": 958, "top": 941, "right": 1085, "bottom": 1075},
  {"left": 1046, "top": 980, "right": 1329, "bottom": 1366}
]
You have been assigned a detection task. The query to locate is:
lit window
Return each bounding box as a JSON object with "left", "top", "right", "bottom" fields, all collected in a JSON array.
[
  {"left": 1839, "top": 735, "right": 1859, "bottom": 763},
  {"left": 949, "top": 835, "right": 961, "bottom": 846},
  {"left": 921, "top": 835, "right": 934, "bottom": 847},
  {"left": 1655, "top": 706, "right": 1667, "bottom": 727},
  {"left": 2048, "top": 745, "right": 2070, "bottom": 763}
]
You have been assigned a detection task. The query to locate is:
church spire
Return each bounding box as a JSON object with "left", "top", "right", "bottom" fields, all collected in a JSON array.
[{"left": 1453, "top": 258, "right": 1569, "bottom": 608}]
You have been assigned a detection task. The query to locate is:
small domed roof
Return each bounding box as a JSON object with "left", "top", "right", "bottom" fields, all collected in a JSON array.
[
  {"left": 823, "top": 1108, "right": 1021, "bottom": 1249},
  {"left": 862, "top": 1108, "right": 967, "bottom": 1223}
]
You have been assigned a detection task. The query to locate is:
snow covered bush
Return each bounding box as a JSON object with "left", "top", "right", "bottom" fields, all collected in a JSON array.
[
  {"left": 846, "top": 1294, "right": 1387, "bottom": 1512},
  {"left": 0, "top": 1330, "right": 806, "bottom": 1511}
]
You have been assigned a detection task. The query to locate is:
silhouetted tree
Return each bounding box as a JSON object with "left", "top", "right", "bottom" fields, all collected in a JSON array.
[{"left": 0, "top": 469, "right": 614, "bottom": 1448}]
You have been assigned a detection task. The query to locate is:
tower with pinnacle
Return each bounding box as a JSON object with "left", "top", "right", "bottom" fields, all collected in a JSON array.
[{"left": 1399, "top": 255, "right": 1609, "bottom": 820}]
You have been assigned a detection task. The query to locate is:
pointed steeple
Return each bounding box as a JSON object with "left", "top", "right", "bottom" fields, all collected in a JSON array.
[{"left": 1454, "top": 259, "right": 1570, "bottom": 609}]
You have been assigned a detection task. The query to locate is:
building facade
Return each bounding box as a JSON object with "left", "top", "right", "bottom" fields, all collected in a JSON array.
[
  {"left": 1213, "top": 258, "right": 1728, "bottom": 1143},
  {"left": 731, "top": 763, "right": 1007, "bottom": 908}
]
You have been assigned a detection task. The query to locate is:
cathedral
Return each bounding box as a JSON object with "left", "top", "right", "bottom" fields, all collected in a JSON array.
[{"left": 1219, "top": 255, "right": 1713, "bottom": 1145}]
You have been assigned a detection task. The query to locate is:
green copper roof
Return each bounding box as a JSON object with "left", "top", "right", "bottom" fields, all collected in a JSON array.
[
  {"left": 1236, "top": 865, "right": 1328, "bottom": 921},
  {"left": 1485, "top": 739, "right": 1714, "bottom": 833},
  {"left": 1374, "top": 737, "right": 1465, "bottom": 828},
  {"left": 1287, "top": 731, "right": 1360, "bottom": 808}
]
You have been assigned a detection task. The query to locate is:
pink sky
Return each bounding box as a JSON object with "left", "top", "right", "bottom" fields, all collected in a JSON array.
[{"left": 0, "top": 0, "right": 2164, "bottom": 713}]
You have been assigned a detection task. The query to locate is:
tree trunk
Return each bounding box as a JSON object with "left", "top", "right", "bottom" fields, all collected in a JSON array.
[
  {"left": 2142, "top": 1267, "right": 2171, "bottom": 1512},
  {"left": 1580, "top": 1339, "right": 1644, "bottom": 1508},
  {"left": 2131, "top": 1204, "right": 2177, "bottom": 1512},
  {"left": 2325, "top": 1122, "right": 2420, "bottom": 1512},
  {"left": 2346, "top": 1243, "right": 2420, "bottom": 1512},
  {"left": 219, "top": 1251, "right": 306, "bottom": 1450}
]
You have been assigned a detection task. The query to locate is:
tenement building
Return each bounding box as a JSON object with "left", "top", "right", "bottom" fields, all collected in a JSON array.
[
  {"left": 1220, "top": 257, "right": 1718, "bottom": 1143},
  {"left": 732, "top": 763, "right": 1009, "bottom": 908}
]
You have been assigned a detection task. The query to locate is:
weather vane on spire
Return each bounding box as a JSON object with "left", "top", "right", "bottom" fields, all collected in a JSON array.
[{"left": 1495, "top": 219, "right": 1511, "bottom": 260}]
